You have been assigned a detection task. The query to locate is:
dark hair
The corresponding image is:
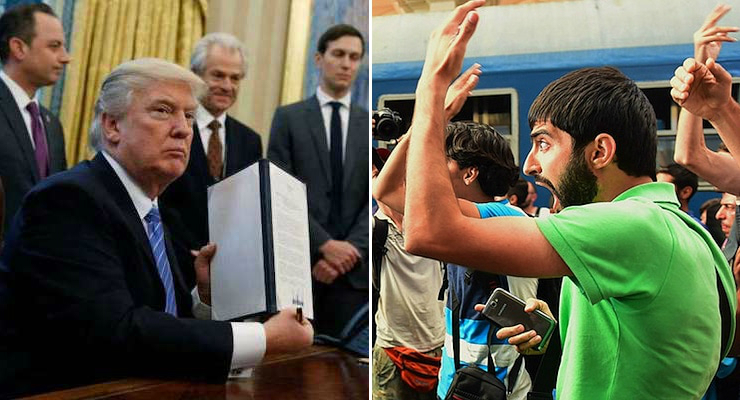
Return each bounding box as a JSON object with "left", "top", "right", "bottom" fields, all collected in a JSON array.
[
  {"left": 506, "top": 177, "right": 529, "bottom": 206},
  {"left": 0, "top": 3, "right": 56, "bottom": 63},
  {"left": 445, "top": 121, "right": 518, "bottom": 197},
  {"left": 317, "top": 24, "right": 365, "bottom": 57},
  {"left": 658, "top": 163, "right": 698, "bottom": 199},
  {"left": 529, "top": 66, "right": 657, "bottom": 179}
]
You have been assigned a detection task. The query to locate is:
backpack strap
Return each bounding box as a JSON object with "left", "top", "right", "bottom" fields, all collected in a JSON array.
[
  {"left": 450, "top": 275, "right": 462, "bottom": 370},
  {"left": 372, "top": 216, "right": 389, "bottom": 291}
]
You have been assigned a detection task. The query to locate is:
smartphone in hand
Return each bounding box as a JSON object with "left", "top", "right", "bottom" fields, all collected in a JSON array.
[{"left": 481, "top": 288, "right": 556, "bottom": 351}]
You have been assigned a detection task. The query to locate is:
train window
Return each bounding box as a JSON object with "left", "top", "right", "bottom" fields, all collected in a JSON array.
[
  {"left": 639, "top": 80, "right": 740, "bottom": 191},
  {"left": 377, "top": 88, "right": 520, "bottom": 164}
]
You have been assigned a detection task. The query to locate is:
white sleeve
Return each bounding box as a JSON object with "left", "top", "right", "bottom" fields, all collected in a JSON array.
[
  {"left": 190, "top": 288, "right": 267, "bottom": 370},
  {"left": 229, "top": 321, "right": 266, "bottom": 369},
  {"left": 508, "top": 277, "right": 538, "bottom": 302}
]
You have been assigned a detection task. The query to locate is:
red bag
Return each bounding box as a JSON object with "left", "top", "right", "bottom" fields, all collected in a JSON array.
[{"left": 384, "top": 346, "right": 442, "bottom": 393}]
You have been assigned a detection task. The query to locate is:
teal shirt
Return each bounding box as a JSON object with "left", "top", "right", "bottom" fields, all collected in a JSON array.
[{"left": 535, "top": 182, "right": 736, "bottom": 400}]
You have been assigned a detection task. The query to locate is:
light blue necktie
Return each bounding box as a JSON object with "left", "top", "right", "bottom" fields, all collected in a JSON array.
[{"left": 144, "top": 207, "right": 177, "bottom": 316}]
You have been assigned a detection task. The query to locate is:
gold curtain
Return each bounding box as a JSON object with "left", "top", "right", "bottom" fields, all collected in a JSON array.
[{"left": 60, "top": 0, "right": 208, "bottom": 165}]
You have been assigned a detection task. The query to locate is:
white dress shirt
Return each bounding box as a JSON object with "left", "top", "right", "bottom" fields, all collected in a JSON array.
[
  {"left": 0, "top": 70, "right": 42, "bottom": 149},
  {"left": 196, "top": 106, "right": 227, "bottom": 161},
  {"left": 316, "top": 86, "right": 350, "bottom": 161},
  {"left": 102, "top": 151, "right": 266, "bottom": 370}
]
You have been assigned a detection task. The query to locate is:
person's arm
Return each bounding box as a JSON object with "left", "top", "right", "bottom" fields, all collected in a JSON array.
[
  {"left": 672, "top": 58, "right": 740, "bottom": 163},
  {"left": 674, "top": 4, "right": 740, "bottom": 193},
  {"left": 191, "top": 244, "right": 313, "bottom": 368},
  {"left": 373, "top": 64, "right": 483, "bottom": 216},
  {"left": 674, "top": 109, "right": 740, "bottom": 194},
  {"left": 404, "top": 1, "right": 570, "bottom": 278}
]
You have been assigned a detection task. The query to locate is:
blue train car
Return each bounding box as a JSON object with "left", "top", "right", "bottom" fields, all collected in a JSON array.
[{"left": 372, "top": 0, "right": 740, "bottom": 214}]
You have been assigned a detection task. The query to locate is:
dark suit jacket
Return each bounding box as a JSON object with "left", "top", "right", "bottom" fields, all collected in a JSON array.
[
  {"left": 160, "top": 115, "right": 262, "bottom": 289},
  {"left": 0, "top": 153, "right": 232, "bottom": 398},
  {"left": 267, "top": 96, "right": 369, "bottom": 290},
  {"left": 0, "top": 78, "right": 66, "bottom": 238}
]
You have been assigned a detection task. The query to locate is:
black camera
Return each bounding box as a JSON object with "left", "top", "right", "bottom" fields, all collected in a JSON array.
[{"left": 372, "top": 108, "right": 403, "bottom": 141}]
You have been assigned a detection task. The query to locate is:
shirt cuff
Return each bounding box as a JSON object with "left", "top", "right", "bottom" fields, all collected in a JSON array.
[
  {"left": 230, "top": 321, "right": 266, "bottom": 370},
  {"left": 190, "top": 287, "right": 211, "bottom": 320}
]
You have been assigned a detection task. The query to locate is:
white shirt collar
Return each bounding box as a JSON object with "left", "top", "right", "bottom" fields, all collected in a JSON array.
[
  {"left": 316, "top": 86, "right": 351, "bottom": 109},
  {"left": 0, "top": 70, "right": 37, "bottom": 111},
  {"left": 101, "top": 151, "right": 157, "bottom": 220},
  {"left": 196, "top": 105, "right": 227, "bottom": 132}
]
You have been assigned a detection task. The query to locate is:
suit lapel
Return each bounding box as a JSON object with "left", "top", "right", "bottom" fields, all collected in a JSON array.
[
  {"left": 190, "top": 125, "right": 215, "bottom": 186},
  {"left": 223, "top": 116, "right": 239, "bottom": 176},
  {"left": 305, "top": 96, "right": 331, "bottom": 184},
  {"left": 91, "top": 153, "right": 158, "bottom": 276},
  {"left": 0, "top": 79, "right": 39, "bottom": 182}
]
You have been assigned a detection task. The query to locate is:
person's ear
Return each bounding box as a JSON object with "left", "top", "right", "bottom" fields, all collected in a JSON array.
[
  {"left": 463, "top": 166, "right": 479, "bottom": 186},
  {"left": 101, "top": 113, "right": 121, "bottom": 145},
  {"left": 509, "top": 194, "right": 519, "bottom": 206},
  {"left": 8, "top": 37, "right": 27, "bottom": 61},
  {"left": 678, "top": 186, "right": 693, "bottom": 201},
  {"left": 589, "top": 133, "right": 617, "bottom": 170}
]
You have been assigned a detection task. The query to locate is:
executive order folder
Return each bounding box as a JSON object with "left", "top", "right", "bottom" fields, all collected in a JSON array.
[{"left": 208, "top": 159, "right": 313, "bottom": 321}]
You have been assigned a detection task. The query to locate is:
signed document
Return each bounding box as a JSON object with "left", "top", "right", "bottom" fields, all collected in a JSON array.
[{"left": 208, "top": 159, "right": 313, "bottom": 321}]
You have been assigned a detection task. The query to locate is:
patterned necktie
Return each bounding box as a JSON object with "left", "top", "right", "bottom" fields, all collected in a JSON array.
[
  {"left": 26, "top": 102, "right": 49, "bottom": 179},
  {"left": 207, "top": 119, "right": 223, "bottom": 181},
  {"left": 144, "top": 207, "right": 178, "bottom": 316},
  {"left": 329, "top": 102, "right": 343, "bottom": 223}
]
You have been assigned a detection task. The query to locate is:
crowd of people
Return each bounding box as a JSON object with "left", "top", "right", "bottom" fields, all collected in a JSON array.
[{"left": 372, "top": 1, "right": 740, "bottom": 399}]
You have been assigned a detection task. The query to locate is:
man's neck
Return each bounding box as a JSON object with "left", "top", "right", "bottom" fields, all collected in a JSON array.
[
  {"left": 594, "top": 171, "right": 653, "bottom": 203},
  {"left": 319, "top": 83, "right": 349, "bottom": 100},
  {"left": 3, "top": 65, "right": 39, "bottom": 98}
]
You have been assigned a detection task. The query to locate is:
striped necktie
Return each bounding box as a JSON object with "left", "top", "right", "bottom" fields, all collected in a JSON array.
[{"left": 144, "top": 207, "right": 177, "bottom": 316}]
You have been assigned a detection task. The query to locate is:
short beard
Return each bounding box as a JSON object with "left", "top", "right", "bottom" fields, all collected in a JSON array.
[{"left": 535, "top": 148, "right": 598, "bottom": 209}]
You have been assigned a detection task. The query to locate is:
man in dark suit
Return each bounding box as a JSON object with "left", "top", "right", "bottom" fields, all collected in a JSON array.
[
  {"left": 0, "top": 58, "right": 312, "bottom": 398},
  {"left": 0, "top": 3, "right": 70, "bottom": 239},
  {"left": 160, "top": 32, "right": 262, "bottom": 289},
  {"left": 268, "top": 24, "right": 368, "bottom": 338}
]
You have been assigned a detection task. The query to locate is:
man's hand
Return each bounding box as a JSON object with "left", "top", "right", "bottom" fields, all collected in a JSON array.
[
  {"left": 475, "top": 298, "right": 556, "bottom": 355},
  {"left": 671, "top": 57, "right": 733, "bottom": 121},
  {"left": 319, "top": 239, "right": 360, "bottom": 272},
  {"left": 312, "top": 258, "right": 339, "bottom": 284},
  {"left": 192, "top": 243, "right": 216, "bottom": 306},
  {"left": 418, "top": 0, "right": 484, "bottom": 89},
  {"left": 444, "top": 63, "right": 481, "bottom": 121},
  {"left": 694, "top": 4, "right": 737, "bottom": 64},
  {"left": 263, "top": 307, "right": 314, "bottom": 356}
]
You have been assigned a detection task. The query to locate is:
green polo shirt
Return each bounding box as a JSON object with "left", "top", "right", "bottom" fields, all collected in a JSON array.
[{"left": 536, "top": 182, "right": 735, "bottom": 399}]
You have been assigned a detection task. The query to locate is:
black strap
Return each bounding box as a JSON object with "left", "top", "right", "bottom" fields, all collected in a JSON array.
[
  {"left": 717, "top": 271, "right": 731, "bottom": 357},
  {"left": 371, "top": 216, "right": 389, "bottom": 291},
  {"left": 438, "top": 264, "right": 448, "bottom": 301},
  {"left": 530, "top": 329, "right": 562, "bottom": 394},
  {"left": 450, "top": 278, "right": 462, "bottom": 370}
]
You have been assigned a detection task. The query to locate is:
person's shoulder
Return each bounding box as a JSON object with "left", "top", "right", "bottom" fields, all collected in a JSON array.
[
  {"left": 476, "top": 200, "right": 526, "bottom": 218},
  {"left": 226, "top": 115, "right": 260, "bottom": 139},
  {"left": 278, "top": 97, "right": 317, "bottom": 113}
]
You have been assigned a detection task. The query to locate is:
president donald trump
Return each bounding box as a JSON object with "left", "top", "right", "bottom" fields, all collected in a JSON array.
[{"left": 0, "top": 58, "right": 313, "bottom": 397}]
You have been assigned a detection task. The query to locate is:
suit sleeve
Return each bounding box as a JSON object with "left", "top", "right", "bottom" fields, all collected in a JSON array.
[
  {"left": 267, "top": 107, "right": 293, "bottom": 172},
  {"left": 5, "top": 183, "right": 233, "bottom": 382}
]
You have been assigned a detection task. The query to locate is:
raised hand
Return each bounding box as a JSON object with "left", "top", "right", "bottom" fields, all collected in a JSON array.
[
  {"left": 671, "top": 57, "right": 733, "bottom": 120},
  {"left": 694, "top": 4, "right": 738, "bottom": 64},
  {"left": 445, "top": 63, "right": 481, "bottom": 121},
  {"left": 418, "top": 0, "right": 485, "bottom": 89}
]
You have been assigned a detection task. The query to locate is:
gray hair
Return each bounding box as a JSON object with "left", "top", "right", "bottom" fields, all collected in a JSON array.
[
  {"left": 190, "top": 32, "right": 247, "bottom": 76},
  {"left": 89, "top": 58, "right": 206, "bottom": 151}
]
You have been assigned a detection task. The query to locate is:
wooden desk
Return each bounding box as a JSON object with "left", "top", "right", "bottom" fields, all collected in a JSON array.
[{"left": 26, "top": 346, "right": 369, "bottom": 400}]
